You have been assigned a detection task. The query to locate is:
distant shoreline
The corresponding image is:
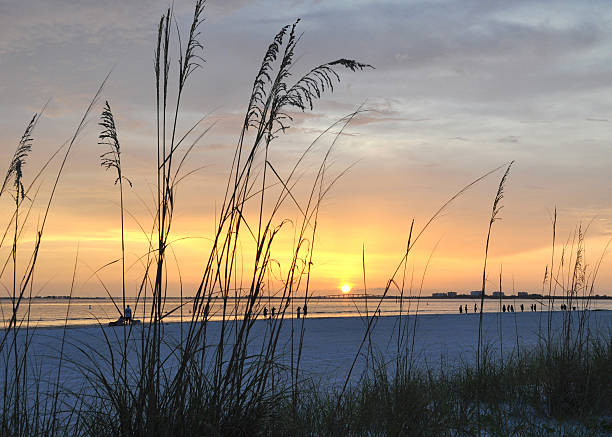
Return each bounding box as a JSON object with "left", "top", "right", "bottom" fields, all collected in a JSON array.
[{"left": 4, "top": 294, "right": 611, "bottom": 300}]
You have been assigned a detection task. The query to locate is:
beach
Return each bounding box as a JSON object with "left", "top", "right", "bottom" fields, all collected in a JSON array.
[{"left": 11, "top": 309, "right": 611, "bottom": 395}]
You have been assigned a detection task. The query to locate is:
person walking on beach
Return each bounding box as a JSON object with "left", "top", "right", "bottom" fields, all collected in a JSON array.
[
  {"left": 464, "top": 304, "right": 468, "bottom": 314},
  {"left": 459, "top": 305, "right": 463, "bottom": 314},
  {"left": 520, "top": 304, "right": 524, "bottom": 312},
  {"left": 297, "top": 306, "right": 301, "bottom": 319},
  {"left": 271, "top": 307, "right": 276, "bottom": 318},
  {"left": 303, "top": 304, "right": 307, "bottom": 317},
  {"left": 263, "top": 307, "right": 268, "bottom": 319},
  {"left": 124, "top": 305, "right": 132, "bottom": 324},
  {"left": 503, "top": 304, "right": 506, "bottom": 312},
  {"left": 474, "top": 303, "right": 477, "bottom": 313}
]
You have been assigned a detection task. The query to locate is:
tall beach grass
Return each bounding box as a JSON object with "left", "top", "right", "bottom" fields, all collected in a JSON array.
[{"left": 0, "top": 1, "right": 610, "bottom": 436}]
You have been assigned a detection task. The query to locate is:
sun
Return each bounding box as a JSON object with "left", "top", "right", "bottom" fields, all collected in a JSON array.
[{"left": 341, "top": 284, "right": 351, "bottom": 294}]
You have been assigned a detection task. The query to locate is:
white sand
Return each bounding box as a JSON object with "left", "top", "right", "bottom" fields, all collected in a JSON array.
[{"left": 6, "top": 310, "right": 611, "bottom": 396}]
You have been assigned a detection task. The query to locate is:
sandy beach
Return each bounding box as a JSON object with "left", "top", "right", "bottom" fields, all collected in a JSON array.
[{"left": 11, "top": 309, "right": 611, "bottom": 395}]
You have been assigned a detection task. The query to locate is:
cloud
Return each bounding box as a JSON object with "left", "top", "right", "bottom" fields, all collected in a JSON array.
[
  {"left": 3, "top": 0, "right": 612, "bottom": 293},
  {"left": 498, "top": 136, "right": 519, "bottom": 144}
]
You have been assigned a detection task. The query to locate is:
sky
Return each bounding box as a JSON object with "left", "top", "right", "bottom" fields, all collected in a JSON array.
[{"left": 1, "top": 0, "right": 612, "bottom": 297}]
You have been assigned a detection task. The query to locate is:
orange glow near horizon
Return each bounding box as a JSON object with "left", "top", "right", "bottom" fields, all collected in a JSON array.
[{"left": 341, "top": 284, "right": 352, "bottom": 294}]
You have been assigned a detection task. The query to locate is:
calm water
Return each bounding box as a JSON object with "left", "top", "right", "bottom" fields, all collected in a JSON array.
[{"left": 2, "top": 296, "right": 611, "bottom": 328}]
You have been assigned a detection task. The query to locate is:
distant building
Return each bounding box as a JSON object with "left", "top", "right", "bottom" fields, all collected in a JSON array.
[
  {"left": 432, "top": 292, "right": 447, "bottom": 298},
  {"left": 470, "top": 290, "right": 482, "bottom": 297},
  {"left": 447, "top": 291, "right": 457, "bottom": 297},
  {"left": 492, "top": 291, "right": 504, "bottom": 297},
  {"left": 517, "top": 291, "right": 529, "bottom": 297}
]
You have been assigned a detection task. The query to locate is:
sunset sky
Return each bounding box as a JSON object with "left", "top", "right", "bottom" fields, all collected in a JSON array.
[{"left": 2, "top": 0, "right": 612, "bottom": 297}]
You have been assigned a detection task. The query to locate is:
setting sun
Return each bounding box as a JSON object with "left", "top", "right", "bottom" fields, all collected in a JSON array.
[{"left": 341, "top": 284, "right": 351, "bottom": 294}]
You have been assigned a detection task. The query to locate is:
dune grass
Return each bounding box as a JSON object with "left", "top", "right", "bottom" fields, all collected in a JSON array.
[
  {"left": 267, "top": 332, "right": 611, "bottom": 436},
  {"left": 1, "top": 1, "right": 611, "bottom": 436}
]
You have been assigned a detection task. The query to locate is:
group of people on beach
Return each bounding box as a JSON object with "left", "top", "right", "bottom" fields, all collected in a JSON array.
[
  {"left": 459, "top": 304, "right": 479, "bottom": 314},
  {"left": 459, "top": 302, "right": 541, "bottom": 314},
  {"left": 502, "top": 304, "right": 518, "bottom": 312},
  {"left": 262, "top": 304, "right": 307, "bottom": 319},
  {"left": 109, "top": 305, "right": 133, "bottom": 327},
  {"left": 113, "top": 302, "right": 313, "bottom": 326},
  {"left": 109, "top": 300, "right": 583, "bottom": 325},
  {"left": 458, "top": 302, "right": 581, "bottom": 314}
]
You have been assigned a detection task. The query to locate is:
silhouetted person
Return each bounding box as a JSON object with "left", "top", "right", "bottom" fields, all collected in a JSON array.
[
  {"left": 125, "top": 305, "right": 132, "bottom": 324},
  {"left": 459, "top": 305, "right": 463, "bottom": 314},
  {"left": 503, "top": 304, "right": 506, "bottom": 312},
  {"left": 520, "top": 304, "right": 524, "bottom": 312},
  {"left": 510, "top": 305, "right": 514, "bottom": 312},
  {"left": 263, "top": 307, "right": 268, "bottom": 318},
  {"left": 474, "top": 303, "right": 477, "bottom": 313},
  {"left": 303, "top": 304, "right": 307, "bottom": 317},
  {"left": 465, "top": 304, "right": 468, "bottom": 313},
  {"left": 271, "top": 307, "right": 276, "bottom": 318},
  {"left": 297, "top": 306, "right": 301, "bottom": 319}
]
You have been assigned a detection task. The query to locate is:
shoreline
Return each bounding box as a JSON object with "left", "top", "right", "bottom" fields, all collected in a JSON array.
[
  {"left": 3, "top": 295, "right": 611, "bottom": 300},
  {"left": 3, "top": 307, "right": 610, "bottom": 331}
]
